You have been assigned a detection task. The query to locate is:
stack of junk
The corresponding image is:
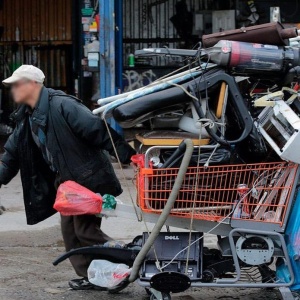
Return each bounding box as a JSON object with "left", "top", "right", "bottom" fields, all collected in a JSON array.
[{"left": 54, "top": 22, "right": 300, "bottom": 300}]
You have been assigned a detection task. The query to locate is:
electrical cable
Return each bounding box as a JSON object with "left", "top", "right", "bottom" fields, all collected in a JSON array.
[
  {"left": 129, "top": 139, "right": 194, "bottom": 282},
  {"left": 103, "top": 118, "right": 166, "bottom": 272},
  {"left": 185, "top": 119, "right": 218, "bottom": 274},
  {"left": 159, "top": 166, "right": 281, "bottom": 271},
  {"left": 103, "top": 119, "right": 141, "bottom": 221}
]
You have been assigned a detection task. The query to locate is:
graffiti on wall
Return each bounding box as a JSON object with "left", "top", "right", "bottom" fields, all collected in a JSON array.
[{"left": 123, "top": 70, "right": 157, "bottom": 92}]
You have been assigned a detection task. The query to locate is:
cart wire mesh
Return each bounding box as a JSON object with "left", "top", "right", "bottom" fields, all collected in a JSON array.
[{"left": 136, "top": 162, "right": 298, "bottom": 226}]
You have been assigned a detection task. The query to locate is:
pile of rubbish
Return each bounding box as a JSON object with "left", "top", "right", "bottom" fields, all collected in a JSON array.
[
  {"left": 54, "top": 22, "right": 300, "bottom": 298},
  {"left": 94, "top": 22, "right": 300, "bottom": 168}
]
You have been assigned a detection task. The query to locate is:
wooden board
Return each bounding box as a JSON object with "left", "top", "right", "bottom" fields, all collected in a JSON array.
[
  {"left": 136, "top": 131, "right": 210, "bottom": 146},
  {"left": 0, "top": 0, "right": 72, "bottom": 43}
]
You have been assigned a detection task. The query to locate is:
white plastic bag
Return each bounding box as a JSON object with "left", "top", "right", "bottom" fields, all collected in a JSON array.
[{"left": 88, "top": 260, "right": 131, "bottom": 288}]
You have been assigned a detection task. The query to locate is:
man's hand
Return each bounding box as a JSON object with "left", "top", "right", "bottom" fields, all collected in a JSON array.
[
  {"left": 0, "top": 205, "right": 6, "bottom": 215},
  {"left": 0, "top": 183, "right": 6, "bottom": 215}
]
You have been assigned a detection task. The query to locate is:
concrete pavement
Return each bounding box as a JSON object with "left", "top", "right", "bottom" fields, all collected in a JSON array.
[{"left": 0, "top": 166, "right": 282, "bottom": 299}]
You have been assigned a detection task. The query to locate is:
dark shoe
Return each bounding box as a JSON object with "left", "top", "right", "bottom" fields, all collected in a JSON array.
[
  {"left": 0, "top": 205, "right": 6, "bottom": 215},
  {"left": 69, "top": 278, "right": 107, "bottom": 291}
]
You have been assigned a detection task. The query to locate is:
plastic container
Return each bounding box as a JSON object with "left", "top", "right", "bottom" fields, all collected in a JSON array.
[
  {"left": 208, "top": 40, "right": 299, "bottom": 74},
  {"left": 87, "top": 39, "right": 100, "bottom": 52},
  {"left": 128, "top": 53, "right": 135, "bottom": 67}
]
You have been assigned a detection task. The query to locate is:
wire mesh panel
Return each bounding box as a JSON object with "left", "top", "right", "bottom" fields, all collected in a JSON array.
[
  {"left": 137, "top": 162, "right": 298, "bottom": 226},
  {"left": 123, "top": 0, "right": 215, "bottom": 66}
]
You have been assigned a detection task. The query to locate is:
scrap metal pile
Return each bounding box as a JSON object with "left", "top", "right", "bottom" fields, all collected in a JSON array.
[
  {"left": 88, "top": 22, "right": 300, "bottom": 297},
  {"left": 92, "top": 22, "right": 300, "bottom": 227},
  {"left": 94, "top": 22, "right": 300, "bottom": 167},
  {"left": 42, "top": 20, "right": 300, "bottom": 300}
]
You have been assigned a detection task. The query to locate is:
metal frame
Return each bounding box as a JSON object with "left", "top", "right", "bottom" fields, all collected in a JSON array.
[
  {"left": 141, "top": 146, "right": 300, "bottom": 234},
  {"left": 137, "top": 228, "right": 294, "bottom": 289},
  {"left": 144, "top": 145, "right": 219, "bottom": 167},
  {"left": 231, "top": 167, "right": 300, "bottom": 233}
]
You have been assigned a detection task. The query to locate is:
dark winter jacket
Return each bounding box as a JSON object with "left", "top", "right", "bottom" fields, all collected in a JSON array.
[{"left": 0, "top": 87, "right": 136, "bottom": 225}]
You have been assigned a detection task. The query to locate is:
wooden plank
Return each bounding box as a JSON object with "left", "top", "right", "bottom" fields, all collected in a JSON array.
[
  {"left": 56, "top": 48, "right": 61, "bottom": 86},
  {"left": 20, "top": 0, "right": 25, "bottom": 41},
  {"left": 31, "top": 0, "right": 38, "bottom": 40},
  {"left": 61, "top": 48, "right": 67, "bottom": 88},
  {"left": 60, "top": 0, "right": 65, "bottom": 40},
  {"left": 53, "top": 0, "right": 58, "bottom": 40},
  {"left": 48, "top": 1, "right": 55, "bottom": 41},
  {"left": 43, "top": 49, "right": 48, "bottom": 85},
  {"left": 44, "top": 0, "right": 50, "bottom": 40},
  {"left": 16, "top": 0, "right": 23, "bottom": 41},
  {"left": 40, "top": 0, "right": 46, "bottom": 41},
  {"left": 22, "top": 0, "right": 31, "bottom": 41},
  {"left": 0, "top": 0, "right": 72, "bottom": 42},
  {"left": 65, "top": 0, "right": 72, "bottom": 41},
  {"left": 10, "top": 0, "right": 15, "bottom": 41},
  {"left": 50, "top": 49, "right": 55, "bottom": 86},
  {"left": 136, "top": 135, "right": 210, "bottom": 146},
  {"left": 37, "top": 46, "right": 41, "bottom": 69},
  {"left": 58, "top": 0, "right": 65, "bottom": 40},
  {"left": 6, "top": 0, "right": 12, "bottom": 41},
  {"left": 1, "top": 0, "right": 6, "bottom": 41}
]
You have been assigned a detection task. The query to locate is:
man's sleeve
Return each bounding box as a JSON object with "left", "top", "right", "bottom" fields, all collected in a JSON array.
[
  {"left": 61, "top": 99, "right": 136, "bottom": 164},
  {"left": 0, "top": 129, "right": 20, "bottom": 185}
]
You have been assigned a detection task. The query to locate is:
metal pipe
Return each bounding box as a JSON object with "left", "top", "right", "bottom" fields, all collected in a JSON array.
[
  {"left": 128, "top": 139, "right": 194, "bottom": 282},
  {"left": 92, "top": 68, "right": 206, "bottom": 116},
  {"left": 96, "top": 66, "right": 202, "bottom": 107},
  {"left": 203, "top": 22, "right": 298, "bottom": 48}
]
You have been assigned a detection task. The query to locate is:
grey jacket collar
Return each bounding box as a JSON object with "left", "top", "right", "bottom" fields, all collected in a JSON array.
[{"left": 31, "top": 87, "right": 49, "bottom": 127}]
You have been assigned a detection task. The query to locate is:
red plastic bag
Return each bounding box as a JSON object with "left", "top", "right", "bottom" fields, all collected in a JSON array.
[
  {"left": 131, "top": 154, "right": 145, "bottom": 168},
  {"left": 54, "top": 181, "right": 103, "bottom": 216}
]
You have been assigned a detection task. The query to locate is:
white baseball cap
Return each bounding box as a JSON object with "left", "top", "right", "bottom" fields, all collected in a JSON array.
[{"left": 2, "top": 65, "right": 45, "bottom": 87}]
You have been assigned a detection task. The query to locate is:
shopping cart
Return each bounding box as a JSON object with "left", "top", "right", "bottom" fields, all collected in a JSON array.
[
  {"left": 131, "top": 145, "right": 300, "bottom": 300},
  {"left": 137, "top": 146, "right": 298, "bottom": 230},
  {"left": 53, "top": 148, "right": 300, "bottom": 300},
  {"left": 138, "top": 155, "right": 296, "bottom": 228}
]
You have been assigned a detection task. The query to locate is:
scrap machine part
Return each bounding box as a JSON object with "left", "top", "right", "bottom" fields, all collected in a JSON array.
[
  {"left": 202, "top": 22, "right": 298, "bottom": 48},
  {"left": 202, "top": 248, "right": 276, "bottom": 284},
  {"left": 52, "top": 246, "right": 139, "bottom": 267},
  {"left": 114, "top": 68, "right": 254, "bottom": 145},
  {"left": 255, "top": 100, "right": 300, "bottom": 164},
  {"left": 207, "top": 40, "right": 300, "bottom": 76},
  {"left": 150, "top": 272, "right": 191, "bottom": 294},
  {"left": 236, "top": 235, "right": 275, "bottom": 266}
]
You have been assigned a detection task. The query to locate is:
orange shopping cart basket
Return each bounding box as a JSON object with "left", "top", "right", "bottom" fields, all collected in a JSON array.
[{"left": 136, "top": 162, "right": 299, "bottom": 228}]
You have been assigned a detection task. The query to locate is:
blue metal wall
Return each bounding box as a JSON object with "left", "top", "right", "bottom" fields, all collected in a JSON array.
[
  {"left": 99, "top": 0, "right": 116, "bottom": 98},
  {"left": 99, "top": 0, "right": 123, "bottom": 134}
]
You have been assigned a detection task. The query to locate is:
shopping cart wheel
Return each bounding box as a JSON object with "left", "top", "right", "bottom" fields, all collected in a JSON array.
[{"left": 150, "top": 293, "right": 171, "bottom": 300}]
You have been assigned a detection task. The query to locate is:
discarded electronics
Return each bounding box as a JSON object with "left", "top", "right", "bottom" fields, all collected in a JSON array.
[
  {"left": 140, "top": 232, "right": 203, "bottom": 285},
  {"left": 52, "top": 22, "right": 300, "bottom": 300},
  {"left": 255, "top": 95, "right": 300, "bottom": 164}
]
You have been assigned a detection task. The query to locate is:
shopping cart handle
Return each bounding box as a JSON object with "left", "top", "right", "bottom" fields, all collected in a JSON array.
[{"left": 161, "top": 141, "right": 187, "bottom": 168}]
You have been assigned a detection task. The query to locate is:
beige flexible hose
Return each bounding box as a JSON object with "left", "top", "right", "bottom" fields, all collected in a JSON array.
[{"left": 129, "top": 139, "right": 194, "bottom": 282}]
